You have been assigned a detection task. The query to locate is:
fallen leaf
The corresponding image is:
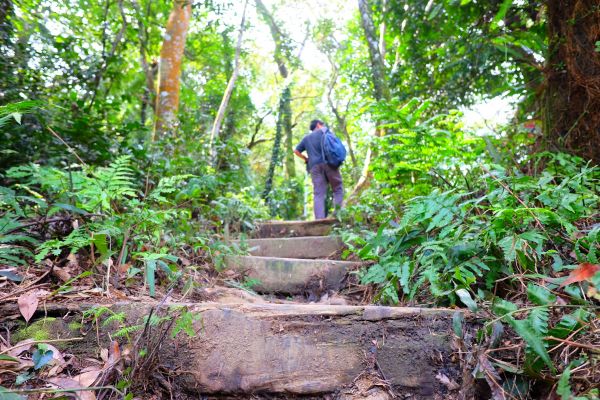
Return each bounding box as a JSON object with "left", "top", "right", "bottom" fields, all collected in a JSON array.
[
  {"left": 435, "top": 372, "right": 460, "bottom": 391},
  {"left": 46, "top": 377, "right": 96, "bottom": 400},
  {"left": 17, "top": 292, "right": 39, "bottom": 322},
  {"left": 66, "top": 253, "right": 79, "bottom": 269},
  {"left": 7, "top": 339, "right": 35, "bottom": 357},
  {"left": 45, "top": 344, "right": 67, "bottom": 377},
  {"left": 107, "top": 340, "right": 121, "bottom": 367},
  {"left": 73, "top": 368, "right": 102, "bottom": 387},
  {"left": 52, "top": 266, "right": 72, "bottom": 282},
  {"left": 559, "top": 263, "right": 600, "bottom": 288},
  {"left": 99, "top": 348, "right": 109, "bottom": 363}
]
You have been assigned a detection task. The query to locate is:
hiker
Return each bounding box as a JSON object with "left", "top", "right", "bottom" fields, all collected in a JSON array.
[{"left": 294, "top": 119, "right": 344, "bottom": 219}]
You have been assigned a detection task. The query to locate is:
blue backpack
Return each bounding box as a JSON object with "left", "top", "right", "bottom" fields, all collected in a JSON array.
[{"left": 321, "top": 128, "right": 347, "bottom": 168}]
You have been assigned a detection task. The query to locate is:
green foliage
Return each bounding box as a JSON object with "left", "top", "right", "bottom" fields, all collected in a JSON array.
[
  {"left": 171, "top": 307, "right": 201, "bottom": 338},
  {"left": 0, "top": 101, "right": 39, "bottom": 129},
  {"left": 352, "top": 153, "right": 599, "bottom": 385}
]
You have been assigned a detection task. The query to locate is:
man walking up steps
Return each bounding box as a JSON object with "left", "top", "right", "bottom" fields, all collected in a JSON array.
[{"left": 293, "top": 119, "right": 344, "bottom": 219}]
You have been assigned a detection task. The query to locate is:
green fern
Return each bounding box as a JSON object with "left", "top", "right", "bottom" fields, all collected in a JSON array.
[
  {"left": 0, "top": 215, "right": 37, "bottom": 266},
  {"left": 0, "top": 100, "right": 39, "bottom": 129},
  {"left": 77, "top": 155, "right": 136, "bottom": 213},
  {"left": 113, "top": 324, "right": 143, "bottom": 338},
  {"left": 148, "top": 174, "right": 193, "bottom": 204},
  {"left": 101, "top": 312, "right": 127, "bottom": 327},
  {"left": 35, "top": 228, "right": 91, "bottom": 263}
]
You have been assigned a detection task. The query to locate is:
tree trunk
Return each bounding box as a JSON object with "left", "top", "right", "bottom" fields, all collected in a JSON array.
[
  {"left": 255, "top": 0, "right": 289, "bottom": 79},
  {"left": 543, "top": 0, "right": 600, "bottom": 165},
  {"left": 283, "top": 93, "right": 295, "bottom": 179},
  {"left": 357, "top": 0, "right": 389, "bottom": 102},
  {"left": 210, "top": 0, "right": 248, "bottom": 165},
  {"left": 263, "top": 86, "right": 290, "bottom": 210},
  {"left": 152, "top": 0, "right": 192, "bottom": 139},
  {"left": 255, "top": 0, "right": 300, "bottom": 216},
  {"left": 132, "top": 0, "right": 157, "bottom": 126},
  {"left": 349, "top": 0, "right": 390, "bottom": 201},
  {"left": 0, "top": 0, "right": 13, "bottom": 43}
]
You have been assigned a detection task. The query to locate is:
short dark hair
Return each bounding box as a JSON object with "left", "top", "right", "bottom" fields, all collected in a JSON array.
[{"left": 310, "top": 119, "right": 324, "bottom": 131}]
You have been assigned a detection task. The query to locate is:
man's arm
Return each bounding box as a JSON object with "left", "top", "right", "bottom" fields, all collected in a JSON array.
[{"left": 293, "top": 149, "right": 308, "bottom": 164}]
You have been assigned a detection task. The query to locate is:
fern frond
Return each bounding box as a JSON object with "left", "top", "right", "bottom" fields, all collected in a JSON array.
[
  {"left": 113, "top": 324, "right": 143, "bottom": 338},
  {"left": 102, "top": 312, "right": 127, "bottom": 327}
]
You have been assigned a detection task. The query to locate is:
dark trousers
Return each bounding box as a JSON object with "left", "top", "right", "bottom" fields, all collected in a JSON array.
[{"left": 310, "top": 163, "right": 343, "bottom": 219}]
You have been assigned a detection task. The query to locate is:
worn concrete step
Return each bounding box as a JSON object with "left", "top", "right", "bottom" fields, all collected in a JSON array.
[
  {"left": 166, "top": 303, "right": 463, "bottom": 397},
  {"left": 254, "top": 218, "right": 337, "bottom": 238},
  {"left": 236, "top": 236, "right": 344, "bottom": 259},
  {"left": 223, "top": 255, "right": 359, "bottom": 294}
]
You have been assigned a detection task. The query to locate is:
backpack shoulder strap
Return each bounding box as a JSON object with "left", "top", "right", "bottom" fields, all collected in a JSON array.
[{"left": 321, "top": 128, "right": 326, "bottom": 161}]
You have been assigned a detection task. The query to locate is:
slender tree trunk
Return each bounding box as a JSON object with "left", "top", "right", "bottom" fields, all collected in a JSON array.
[
  {"left": 263, "top": 86, "right": 290, "bottom": 211},
  {"left": 0, "top": 0, "right": 13, "bottom": 44},
  {"left": 357, "top": 0, "right": 389, "bottom": 101},
  {"left": 132, "top": 0, "right": 156, "bottom": 125},
  {"left": 152, "top": 0, "right": 192, "bottom": 139},
  {"left": 379, "top": 0, "right": 386, "bottom": 60},
  {"left": 543, "top": 0, "right": 600, "bottom": 164},
  {"left": 255, "top": 0, "right": 300, "bottom": 216},
  {"left": 255, "top": 0, "right": 289, "bottom": 79},
  {"left": 283, "top": 96, "right": 295, "bottom": 179},
  {"left": 86, "top": 0, "right": 127, "bottom": 109},
  {"left": 349, "top": 0, "right": 390, "bottom": 201},
  {"left": 329, "top": 104, "right": 357, "bottom": 170},
  {"left": 210, "top": 0, "right": 248, "bottom": 165}
]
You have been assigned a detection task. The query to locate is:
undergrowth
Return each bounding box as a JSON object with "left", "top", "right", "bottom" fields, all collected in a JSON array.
[
  {"left": 344, "top": 152, "right": 599, "bottom": 398},
  {"left": 0, "top": 155, "right": 266, "bottom": 298}
]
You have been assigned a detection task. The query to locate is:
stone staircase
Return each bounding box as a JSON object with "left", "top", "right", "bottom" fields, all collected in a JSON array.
[{"left": 194, "top": 219, "right": 465, "bottom": 398}]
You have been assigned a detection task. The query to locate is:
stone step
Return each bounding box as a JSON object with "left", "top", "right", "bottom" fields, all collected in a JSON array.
[
  {"left": 235, "top": 236, "right": 344, "bottom": 259},
  {"left": 254, "top": 218, "right": 337, "bottom": 238},
  {"left": 223, "top": 255, "right": 359, "bottom": 294},
  {"left": 173, "top": 303, "right": 463, "bottom": 397}
]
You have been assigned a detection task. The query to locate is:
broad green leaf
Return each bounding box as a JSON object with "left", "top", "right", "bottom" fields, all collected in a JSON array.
[
  {"left": 452, "top": 311, "right": 464, "bottom": 338},
  {"left": 32, "top": 348, "right": 53, "bottom": 370},
  {"left": 456, "top": 288, "right": 478, "bottom": 311},
  {"left": 0, "top": 355, "right": 19, "bottom": 363},
  {"left": 146, "top": 260, "right": 156, "bottom": 297}
]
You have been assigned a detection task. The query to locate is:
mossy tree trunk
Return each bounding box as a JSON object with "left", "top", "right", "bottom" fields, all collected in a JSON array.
[
  {"left": 263, "top": 86, "right": 290, "bottom": 213},
  {"left": 543, "top": 0, "right": 600, "bottom": 165}
]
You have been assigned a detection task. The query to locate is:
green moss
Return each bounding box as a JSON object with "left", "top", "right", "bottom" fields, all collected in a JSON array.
[
  {"left": 12, "top": 317, "right": 57, "bottom": 342},
  {"left": 68, "top": 321, "right": 82, "bottom": 331}
]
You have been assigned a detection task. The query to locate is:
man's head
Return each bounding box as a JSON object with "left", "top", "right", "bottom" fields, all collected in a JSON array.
[{"left": 310, "top": 119, "right": 325, "bottom": 131}]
